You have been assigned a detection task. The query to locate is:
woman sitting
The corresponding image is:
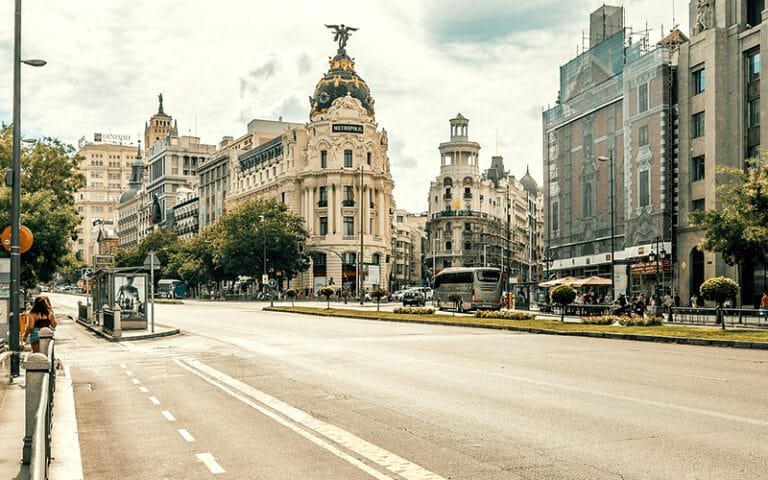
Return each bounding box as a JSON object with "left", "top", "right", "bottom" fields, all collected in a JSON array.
[{"left": 22, "top": 296, "right": 57, "bottom": 353}]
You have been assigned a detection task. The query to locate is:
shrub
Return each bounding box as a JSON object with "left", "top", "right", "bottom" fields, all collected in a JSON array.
[
  {"left": 581, "top": 316, "right": 617, "bottom": 325},
  {"left": 700, "top": 276, "right": 739, "bottom": 306},
  {"left": 318, "top": 286, "right": 335, "bottom": 308},
  {"left": 475, "top": 310, "right": 535, "bottom": 320},
  {"left": 550, "top": 285, "right": 577, "bottom": 305},
  {"left": 581, "top": 315, "right": 663, "bottom": 326},
  {"left": 393, "top": 307, "right": 435, "bottom": 315},
  {"left": 285, "top": 288, "right": 297, "bottom": 307}
]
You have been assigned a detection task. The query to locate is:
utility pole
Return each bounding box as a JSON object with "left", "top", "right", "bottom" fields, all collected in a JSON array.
[{"left": 359, "top": 164, "right": 365, "bottom": 305}]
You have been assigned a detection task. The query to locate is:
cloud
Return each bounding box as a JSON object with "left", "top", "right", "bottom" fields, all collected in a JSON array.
[
  {"left": 269, "top": 96, "right": 306, "bottom": 123},
  {"left": 297, "top": 53, "right": 312, "bottom": 75},
  {"left": 239, "top": 58, "right": 279, "bottom": 97}
]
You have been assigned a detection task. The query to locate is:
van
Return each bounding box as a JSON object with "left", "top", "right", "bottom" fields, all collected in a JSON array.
[{"left": 156, "top": 279, "right": 186, "bottom": 299}]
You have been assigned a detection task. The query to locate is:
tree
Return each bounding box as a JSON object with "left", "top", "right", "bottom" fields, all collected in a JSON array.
[
  {"left": 215, "top": 199, "right": 308, "bottom": 284},
  {"left": 700, "top": 276, "right": 739, "bottom": 329},
  {"left": 370, "top": 288, "right": 386, "bottom": 311},
  {"left": 690, "top": 156, "right": 768, "bottom": 268},
  {"left": 318, "top": 286, "right": 335, "bottom": 309},
  {"left": 165, "top": 226, "right": 224, "bottom": 296},
  {"left": 115, "top": 228, "right": 181, "bottom": 278},
  {"left": 0, "top": 126, "right": 83, "bottom": 288},
  {"left": 550, "top": 284, "right": 577, "bottom": 323}
]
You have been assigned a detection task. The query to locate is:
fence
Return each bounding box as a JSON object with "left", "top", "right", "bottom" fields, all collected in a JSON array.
[
  {"left": 24, "top": 328, "right": 56, "bottom": 479},
  {"left": 670, "top": 307, "right": 768, "bottom": 328}
]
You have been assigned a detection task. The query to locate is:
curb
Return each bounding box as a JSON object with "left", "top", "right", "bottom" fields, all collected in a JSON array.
[
  {"left": 73, "top": 316, "right": 180, "bottom": 342},
  {"left": 264, "top": 307, "right": 768, "bottom": 350}
]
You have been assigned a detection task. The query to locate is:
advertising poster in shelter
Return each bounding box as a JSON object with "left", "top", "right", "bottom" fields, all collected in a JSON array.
[{"left": 114, "top": 273, "right": 147, "bottom": 322}]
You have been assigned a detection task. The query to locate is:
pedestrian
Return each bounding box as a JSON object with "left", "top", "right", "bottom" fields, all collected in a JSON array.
[
  {"left": 674, "top": 292, "right": 680, "bottom": 307},
  {"left": 690, "top": 294, "right": 698, "bottom": 308},
  {"left": 761, "top": 291, "right": 768, "bottom": 321},
  {"left": 22, "top": 295, "right": 57, "bottom": 353}
]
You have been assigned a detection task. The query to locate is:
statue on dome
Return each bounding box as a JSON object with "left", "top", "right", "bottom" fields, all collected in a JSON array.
[{"left": 325, "top": 24, "right": 358, "bottom": 50}]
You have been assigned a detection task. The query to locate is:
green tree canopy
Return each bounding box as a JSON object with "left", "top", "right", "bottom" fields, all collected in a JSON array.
[
  {"left": 689, "top": 155, "right": 768, "bottom": 266},
  {"left": 0, "top": 125, "right": 83, "bottom": 287},
  {"left": 115, "top": 228, "right": 181, "bottom": 277},
  {"left": 215, "top": 198, "right": 308, "bottom": 281},
  {"left": 165, "top": 225, "right": 224, "bottom": 287}
]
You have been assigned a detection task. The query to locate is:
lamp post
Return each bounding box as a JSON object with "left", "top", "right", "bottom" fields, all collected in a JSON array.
[
  {"left": 10, "top": 0, "right": 46, "bottom": 377},
  {"left": 597, "top": 152, "right": 616, "bottom": 300},
  {"left": 358, "top": 164, "right": 366, "bottom": 304}
]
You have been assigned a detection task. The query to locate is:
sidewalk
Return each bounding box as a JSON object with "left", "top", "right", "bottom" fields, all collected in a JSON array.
[{"left": 0, "top": 351, "right": 83, "bottom": 480}]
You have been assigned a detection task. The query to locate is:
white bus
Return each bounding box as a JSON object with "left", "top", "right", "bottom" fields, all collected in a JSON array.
[{"left": 432, "top": 267, "right": 503, "bottom": 312}]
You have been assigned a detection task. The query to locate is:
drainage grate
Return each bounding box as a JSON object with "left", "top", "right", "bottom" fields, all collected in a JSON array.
[{"left": 72, "top": 383, "right": 92, "bottom": 392}]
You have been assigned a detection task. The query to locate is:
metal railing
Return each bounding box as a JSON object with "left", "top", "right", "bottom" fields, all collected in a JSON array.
[
  {"left": 670, "top": 307, "right": 768, "bottom": 328},
  {"left": 24, "top": 330, "right": 56, "bottom": 478}
]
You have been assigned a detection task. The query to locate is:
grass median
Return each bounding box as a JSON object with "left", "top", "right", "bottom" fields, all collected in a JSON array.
[{"left": 267, "top": 306, "right": 768, "bottom": 345}]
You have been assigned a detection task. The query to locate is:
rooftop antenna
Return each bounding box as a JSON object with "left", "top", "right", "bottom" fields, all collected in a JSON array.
[
  {"left": 495, "top": 127, "right": 499, "bottom": 155},
  {"left": 672, "top": 0, "right": 677, "bottom": 29}
]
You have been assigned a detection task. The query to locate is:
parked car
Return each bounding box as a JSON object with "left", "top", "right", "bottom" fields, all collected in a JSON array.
[
  {"left": 402, "top": 289, "right": 426, "bottom": 307},
  {"left": 415, "top": 287, "right": 433, "bottom": 300},
  {"left": 391, "top": 289, "right": 407, "bottom": 301}
]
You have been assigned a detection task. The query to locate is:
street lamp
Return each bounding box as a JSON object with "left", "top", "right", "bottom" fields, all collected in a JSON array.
[
  {"left": 358, "top": 164, "right": 365, "bottom": 305},
  {"left": 10, "top": 0, "right": 46, "bottom": 377},
  {"left": 597, "top": 152, "right": 616, "bottom": 300},
  {"left": 648, "top": 235, "right": 666, "bottom": 296}
]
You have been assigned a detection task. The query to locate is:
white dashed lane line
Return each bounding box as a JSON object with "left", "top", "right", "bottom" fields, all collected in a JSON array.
[
  {"left": 196, "top": 453, "right": 224, "bottom": 474},
  {"left": 131, "top": 378, "right": 140, "bottom": 385},
  {"left": 161, "top": 410, "right": 176, "bottom": 422},
  {"left": 139, "top": 386, "right": 149, "bottom": 393},
  {"left": 178, "top": 429, "right": 195, "bottom": 442},
  {"left": 125, "top": 370, "right": 133, "bottom": 376},
  {"left": 148, "top": 396, "right": 161, "bottom": 405}
]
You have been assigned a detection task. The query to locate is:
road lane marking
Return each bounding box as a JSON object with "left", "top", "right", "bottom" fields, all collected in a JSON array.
[
  {"left": 196, "top": 453, "right": 224, "bottom": 474},
  {"left": 125, "top": 370, "right": 133, "bottom": 376},
  {"left": 643, "top": 369, "right": 728, "bottom": 381},
  {"left": 139, "top": 387, "right": 149, "bottom": 393},
  {"left": 131, "top": 378, "right": 140, "bottom": 385},
  {"left": 161, "top": 410, "right": 176, "bottom": 421},
  {"left": 178, "top": 429, "right": 195, "bottom": 442},
  {"left": 148, "top": 396, "right": 160, "bottom": 405},
  {"left": 119, "top": 363, "right": 127, "bottom": 369},
  {"left": 175, "top": 357, "right": 446, "bottom": 480}
]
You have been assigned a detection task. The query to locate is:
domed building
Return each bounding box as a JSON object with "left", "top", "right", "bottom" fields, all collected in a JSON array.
[{"left": 222, "top": 26, "right": 395, "bottom": 295}]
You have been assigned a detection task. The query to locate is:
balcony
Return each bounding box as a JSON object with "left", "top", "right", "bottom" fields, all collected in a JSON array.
[
  {"left": 317, "top": 200, "right": 328, "bottom": 207},
  {"left": 443, "top": 193, "right": 452, "bottom": 200},
  {"left": 342, "top": 199, "right": 355, "bottom": 207},
  {"left": 463, "top": 192, "right": 472, "bottom": 199}
]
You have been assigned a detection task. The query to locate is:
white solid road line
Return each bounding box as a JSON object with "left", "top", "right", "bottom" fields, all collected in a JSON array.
[
  {"left": 178, "top": 429, "right": 195, "bottom": 442},
  {"left": 175, "top": 357, "right": 447, "bottom": 480},
  {"left": 148, "top": 396, "right": 160, "bottom": 405},
  {"left": 161, "top": 410, "right": 176, "bottom": 421},
  {"left": 196, "top": 453, "right": 225, "bottom": 474}
]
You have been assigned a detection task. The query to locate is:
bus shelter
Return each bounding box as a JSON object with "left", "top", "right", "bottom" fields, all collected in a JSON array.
[{"left": 89, "top": 267, "right": 149, "bottom": 330}]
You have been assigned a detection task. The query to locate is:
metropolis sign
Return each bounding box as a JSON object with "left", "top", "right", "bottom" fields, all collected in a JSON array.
[{"left": 332, "top": 124, "right": 364, "bottom": 134}]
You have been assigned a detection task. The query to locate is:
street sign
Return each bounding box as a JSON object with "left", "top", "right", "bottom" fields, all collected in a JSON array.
[
  {"left": 1, "top": 225, "right": 34, "bottom": 253},
  {"left": 143, "top": 252, "right": 162, "bottom": 270},
  {"left": 268, "top": 278, "right": 277, "bottom": 288},
  {"left": 262, "top": 274, "right": 269, "bottom": 284}
]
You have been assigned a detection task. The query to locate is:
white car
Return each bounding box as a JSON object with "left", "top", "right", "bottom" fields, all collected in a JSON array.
[
  {"left": 415, "top": 287, "right": 433, "bottom": 300},
  {"left": 391, "top": 289, "right": 407, "bottom": 301}
]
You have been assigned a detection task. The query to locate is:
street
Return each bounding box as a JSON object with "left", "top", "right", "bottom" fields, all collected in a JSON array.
[{"left": 50, "top": 293, "right": 768, "bottom": 479}]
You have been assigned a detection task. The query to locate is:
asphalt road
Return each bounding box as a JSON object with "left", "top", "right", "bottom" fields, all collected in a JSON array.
[{"left": 50, "top": 294, "right": 768, "bottom": 479}]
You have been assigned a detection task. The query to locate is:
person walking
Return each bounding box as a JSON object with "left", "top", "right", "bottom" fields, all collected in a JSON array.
[
  {"left": 761, "top": 291, "right": 768, "bottom": 321},
  {"left": 22, "top": 296, "right": 57, "bottom": 353}
]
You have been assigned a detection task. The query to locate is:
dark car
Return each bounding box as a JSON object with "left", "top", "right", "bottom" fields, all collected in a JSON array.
[{"left": 402, "top": 289, "right": 426, "bottom": 307}]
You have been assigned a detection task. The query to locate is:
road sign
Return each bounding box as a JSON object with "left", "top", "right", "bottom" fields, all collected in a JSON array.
[
  {"left": 1, "top": 225, "right": 34, "bottom": 253},
  {"left": 143, "top": 251, "right": 162, "bottom": 270},
  {"left": 268, "top": 278, "right": 277, "bottom": 288},
  {"left": 262, "top": 274, "right": 268, "bottom": 284}
]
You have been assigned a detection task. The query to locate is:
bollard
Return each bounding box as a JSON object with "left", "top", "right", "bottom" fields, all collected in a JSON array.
[
  {"left": 37, "top": 328, "right": 54, "bottom": 360},
  {"left": 23, "top": 353, "right": 50, "bottom": 464},
  {"left": 112, "top": 305, "right": 122, "bottom": 338}
]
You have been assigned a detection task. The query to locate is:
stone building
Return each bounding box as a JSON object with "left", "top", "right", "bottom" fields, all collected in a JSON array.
[
  {"left": 73, "top": 137, "right": 138, "bottom": 264},
  {"left": 426, "top": 115, "right": 542, "bottom": 285},
  {"left": 676, "top": 0, "right": 768, "bottom": 305},
  {"left": 391, "top": 210, "right": 427, "bottom": 290},
  {"left": 116, "top": 144, "right": 149, "bottom": 248},
  {"left": 542, "top": 5, "right": 678, "bottom": 299},
  {"left": 213, "top": 32, "right": 395, "bottom": 294}
]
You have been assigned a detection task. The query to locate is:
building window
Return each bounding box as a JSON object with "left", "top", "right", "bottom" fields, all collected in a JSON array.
[
  {"left": 638, "top": 125, "right": 649, "bottom": 146},
  {"left": 318, "top": 186, "right": 327, "bottom": 207},
  {"left": 367, "top": 152, "right": 371, "bottom": 165},
  {"left": 552, "top": 201, "right": 559, "bottom": 231},
  {"left": 321, "top": 150, "right": 327, "bottom": 168},
  {"left": 344, "top": 149, "right": 353, "bottom": 168},
  {"left": 342, "top": 186, "right": 355, "bottom": 206},
  {"left": 638, "top": 83, "right": 649, "bottom": 113},
  {"left": 639, "top": 170, "right": 650, "bottom": 208},
  {"left": 582, "top": 182, "right": 594, "bottom": 217},
  {"left": 445, "top": 241, "right": 452, "bottom": 251},
  {"left": 464, "top": 241, "right": 472, "bottom": 251},
  {"left": 692, "top": 155, "right": 706, "bottom": 181},
  {"left": 692, "top": 112, "right": 705, "bottom": 138},
  {"left": 343, "top": 216, "right": 354, "bottom": 236},
  {"left": 464, "top": 222, "right": 472, "bottom": 232},
  {"left": 747, "top": 48, "right": 761, "bottom": 82},
  {"left": 747, "top": 1, "right": 764, "bottom": 28},
  {"left": 319, "top": 217, "right": 328, "bottom": 235},
  {"left": 748, "top": 98, "right": 760, "bottom": 127},
  {"left": 692, "top": 198, "right": 705, "bottom": 211},
  {"left": 692, "top": 67, "right": 706, "bottom": 95}
]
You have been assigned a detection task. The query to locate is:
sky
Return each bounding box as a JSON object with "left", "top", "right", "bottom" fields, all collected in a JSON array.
[{"left": 1, "top": 1, "right": 688, "bottom": 213}]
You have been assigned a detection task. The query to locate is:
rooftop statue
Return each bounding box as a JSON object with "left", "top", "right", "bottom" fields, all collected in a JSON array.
[{"left": 325, "top": 24, "right": 358, "bottom": 50}]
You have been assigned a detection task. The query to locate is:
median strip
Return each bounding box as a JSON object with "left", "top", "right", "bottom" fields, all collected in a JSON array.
[{"left": 265, "top": 306, "right": 768, "bottom": 349}]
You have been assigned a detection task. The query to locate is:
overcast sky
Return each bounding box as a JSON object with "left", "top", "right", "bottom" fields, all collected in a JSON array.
[{"left": 1, "top": 1, "right": 688, "bottom": 213}]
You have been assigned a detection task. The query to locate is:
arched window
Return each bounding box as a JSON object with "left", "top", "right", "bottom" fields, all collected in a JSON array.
[
  {"left": 445, "top": 241, "right": 452, "bottom": 251},
  {"left": 371, "top": 253, "right": 381, "bottom": 265},
  {"left": 463, "top": 177, "right": 473, "bottom": 186},
  {"left": 443, "top": 177, "right": 453, "bottom": 187}
]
